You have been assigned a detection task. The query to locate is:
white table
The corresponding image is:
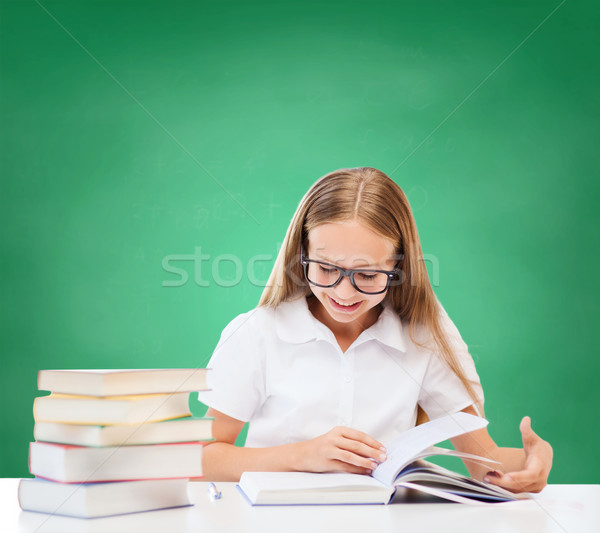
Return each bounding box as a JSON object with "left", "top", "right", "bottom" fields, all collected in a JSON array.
[{"left": 3, "top": 479, "right": 599, "bottom": 533}]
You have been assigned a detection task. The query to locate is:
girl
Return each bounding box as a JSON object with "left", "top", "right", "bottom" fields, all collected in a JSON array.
[{"left": 197, "top": 167, "right": 553, "bottom": 492}]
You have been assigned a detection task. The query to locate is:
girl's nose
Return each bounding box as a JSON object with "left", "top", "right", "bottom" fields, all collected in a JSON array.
[{"left": 333, "top": 275, "right": 358, "bottom": 299}]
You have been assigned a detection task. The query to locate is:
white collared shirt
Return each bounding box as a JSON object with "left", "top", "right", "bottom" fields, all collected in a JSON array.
[{"left": 197, "top": 296, "right": 483, "bottom": 447}]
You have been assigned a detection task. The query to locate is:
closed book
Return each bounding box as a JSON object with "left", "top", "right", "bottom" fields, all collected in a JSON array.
[
  {"left": 34, "top": 417, "right": 214, "bottom": 447},
  {"left": 33, "top": 392, "right": 191, "bottom": 425},
  {"left": 29, "top": 441, "right": 204, "bottom": 482},
  {"left": 38, "top": 368, "right": 209, "bottom": 396},
  {"left": 18, "top": 477, "right": 191, "bottom": 518}
]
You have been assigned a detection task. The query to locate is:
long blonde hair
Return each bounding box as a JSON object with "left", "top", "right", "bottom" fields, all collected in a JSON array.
[{"left": 258, "top": 167, "right": 482, "bottom": 414}]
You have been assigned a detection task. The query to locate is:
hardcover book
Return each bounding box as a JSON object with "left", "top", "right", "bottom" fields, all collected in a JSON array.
[
  {"left": 37, "top": 368, "right": 209, "bottom": 396},
  {"left": 33, "top": 392, "right": 192, "bottom": 425},
  {"left": 18, "top": 477, "right": 192, "bottom": 518},
  {"left": 33, "top": 417, "right": 214, "bottom": 447},
  {"left": 238, "top": 413, "right": 530, "bottom": 505},
  {"left": 29, "top": 441, "right": 204, "bottom": 483}
]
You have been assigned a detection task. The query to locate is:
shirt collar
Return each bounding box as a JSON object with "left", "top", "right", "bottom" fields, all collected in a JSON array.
[
  {"left": 274, "top": 296, "right": 406, "bottom": 352},
  {"left": 274, "top": 296, "right": 321, "bottom": 344}
]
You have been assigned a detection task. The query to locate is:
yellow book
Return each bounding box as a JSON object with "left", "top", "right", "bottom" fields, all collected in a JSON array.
[
  {"left": 33, "top": 392, "right": 191, "bottom": 425},
  {"left": 34, "top": 416, "right": 214, "bottom": 446},
  {"left": 37, "top": 368, "right": 209, "bottom": 396}
]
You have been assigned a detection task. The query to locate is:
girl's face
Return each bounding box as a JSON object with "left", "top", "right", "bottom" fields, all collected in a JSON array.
[{"left": 306, "top": 220, "right": 398, "bottom": 328}]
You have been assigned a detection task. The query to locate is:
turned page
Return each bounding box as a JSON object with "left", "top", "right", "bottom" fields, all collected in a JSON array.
[{"left": 373, "top": 412, "right": 488, "bottom": 486}]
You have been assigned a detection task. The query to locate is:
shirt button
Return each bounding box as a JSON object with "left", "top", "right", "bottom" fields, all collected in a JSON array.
[{"left": 344, "top": 376, "right": 351, "bottom": 383}]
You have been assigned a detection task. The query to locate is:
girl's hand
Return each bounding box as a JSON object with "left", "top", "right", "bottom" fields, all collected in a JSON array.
[
  {"left": 296, "top": 426, "right": 387, "bottom": 475},
  {"left": 484, "top": 416, "right": 553, "bottom": 493}
]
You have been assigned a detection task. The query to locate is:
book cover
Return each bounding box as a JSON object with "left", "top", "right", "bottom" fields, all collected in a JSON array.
[
  {"left": 37, "top": 368, "right": 209, "bottom": 396},
  {"left": 33, "top": 417, "right": 214, "bottom": 447},
  {"left": 29, "top": 441, "right": 204, "bottom": 482},
  {"left": 33, "top": 392, "right": 192, "bottom": 425},
  {"left": 18, "top": 477, "right": 192, "bottom": 518}
]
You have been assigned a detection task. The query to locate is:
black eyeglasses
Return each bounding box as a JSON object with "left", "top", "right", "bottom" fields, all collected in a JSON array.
[{"left": 300, "top": 247, "right": 403, "bottom": 295}]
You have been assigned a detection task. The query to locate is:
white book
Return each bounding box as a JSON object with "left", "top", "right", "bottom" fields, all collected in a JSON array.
[
  {"left": 34, "top": 417, "right": 213, "bottom": 447},
  {"left": 37, "top": 368, "right": 209, "bottom": 396},
  {"left": 29, "top": 441, "right": 204, "bottom": 482},
  {"left": 238, "top": 461, "right": 529, "bottom": 505},
  {"left": 238, "top": 413, "right": 531, "bottom": 505},
  {"left": 18, "top": 478, "right": 192, "bottom": 518},
  {"left": 33, "top": 392, "right": 191, "bottom": 425}
]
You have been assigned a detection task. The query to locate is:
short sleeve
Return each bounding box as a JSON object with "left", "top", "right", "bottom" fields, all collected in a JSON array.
[
  {"left": 196, "top": 309, "right": 266, "bottom": 422},
  {"left": 418, "top": 302, "right": 484, "bottom": 419}
]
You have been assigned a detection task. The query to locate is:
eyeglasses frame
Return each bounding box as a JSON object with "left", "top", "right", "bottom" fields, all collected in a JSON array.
[{"left": 300, "top": 247, "right": 403, "bottom": 295}]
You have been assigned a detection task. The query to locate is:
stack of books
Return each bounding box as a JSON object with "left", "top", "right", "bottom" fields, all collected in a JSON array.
[{"left": 18, "top": 369, "right": 212, "bottom": 519}]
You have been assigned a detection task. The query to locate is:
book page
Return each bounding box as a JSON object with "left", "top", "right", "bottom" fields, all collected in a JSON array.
[
  {"left": 372, "top": 412, "right": 488, "bottom": 486},
  {"left": 411, "top": 446, "right": 500, "bottom": 468},
  {"left": 397, "top": 465, "right": 529, "bottom": 500},
  {"left": 397, "top": 481, "right": 492, "bottom": 505}
]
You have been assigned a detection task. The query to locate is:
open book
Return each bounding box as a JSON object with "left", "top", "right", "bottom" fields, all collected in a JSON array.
[{"left": 238, "top": 412, "right": 531, "bottom": 505}]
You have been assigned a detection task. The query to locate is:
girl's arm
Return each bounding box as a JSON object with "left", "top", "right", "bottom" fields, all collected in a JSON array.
[
  {"left": 201, "top": 408, "right": 387, "bottom": 482},
  {"left": 450, "top": 405, "right": 553, "bottom": 493}
]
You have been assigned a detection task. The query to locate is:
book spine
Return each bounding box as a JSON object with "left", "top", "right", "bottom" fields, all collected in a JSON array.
[{"left": 27, "top": 442, "right": 32, "bottom": 477}]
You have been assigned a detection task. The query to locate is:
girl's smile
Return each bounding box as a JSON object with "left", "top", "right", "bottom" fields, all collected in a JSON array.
[{"left": 328, "top": 295, "right": 363, "bottom": 312}]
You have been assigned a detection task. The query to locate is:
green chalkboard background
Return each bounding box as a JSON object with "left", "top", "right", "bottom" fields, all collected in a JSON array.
[{"left": 1, "top": 0, "right": 598, "bottom": 482}]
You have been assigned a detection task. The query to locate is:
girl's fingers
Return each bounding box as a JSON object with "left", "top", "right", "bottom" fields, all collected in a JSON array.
[
  {"left": 337, "top": 449, "right": 379, "bottom": 470},
  {"left": 340, "top": 437, "right": 387, "bottom": 462},
  {"left": 313, "top": 426, "right": 386, "bottom": 473},
  {"left": 484, "top": 470, "right": 542, "bottom": 493},
  {"left": 520, "top": 416, "right": 541, "bottom": 451},
  {"left": 325, "top": 427, "right": 386, "bottom": 470},
  {"left": 329, "top": 459, "right": 374, "bottom": 475},
  {"left": 339, "top": 427, "right": 385, "bottom": 452}
]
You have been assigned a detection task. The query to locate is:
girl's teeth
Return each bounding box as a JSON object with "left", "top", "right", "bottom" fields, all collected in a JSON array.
[{"left": 333, "top": 298, "right": 357, "bottom": 307}]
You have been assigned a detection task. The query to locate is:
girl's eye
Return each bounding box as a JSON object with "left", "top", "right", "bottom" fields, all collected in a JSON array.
[
  {"left": 357, "top": 273, "right": 377, "bottom": 280},
  {"left": 319, "top": 265, "right": 337, "bottom": 274}
]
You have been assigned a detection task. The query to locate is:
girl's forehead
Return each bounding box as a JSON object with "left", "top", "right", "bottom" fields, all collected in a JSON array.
[{"left": 307, "top": 222, "right": 396, "bottom": 266}]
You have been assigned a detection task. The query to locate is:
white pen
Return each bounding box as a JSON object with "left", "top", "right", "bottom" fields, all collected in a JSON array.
[{"left": 207, "top": 482, "right": 222, "bottom": 501}]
